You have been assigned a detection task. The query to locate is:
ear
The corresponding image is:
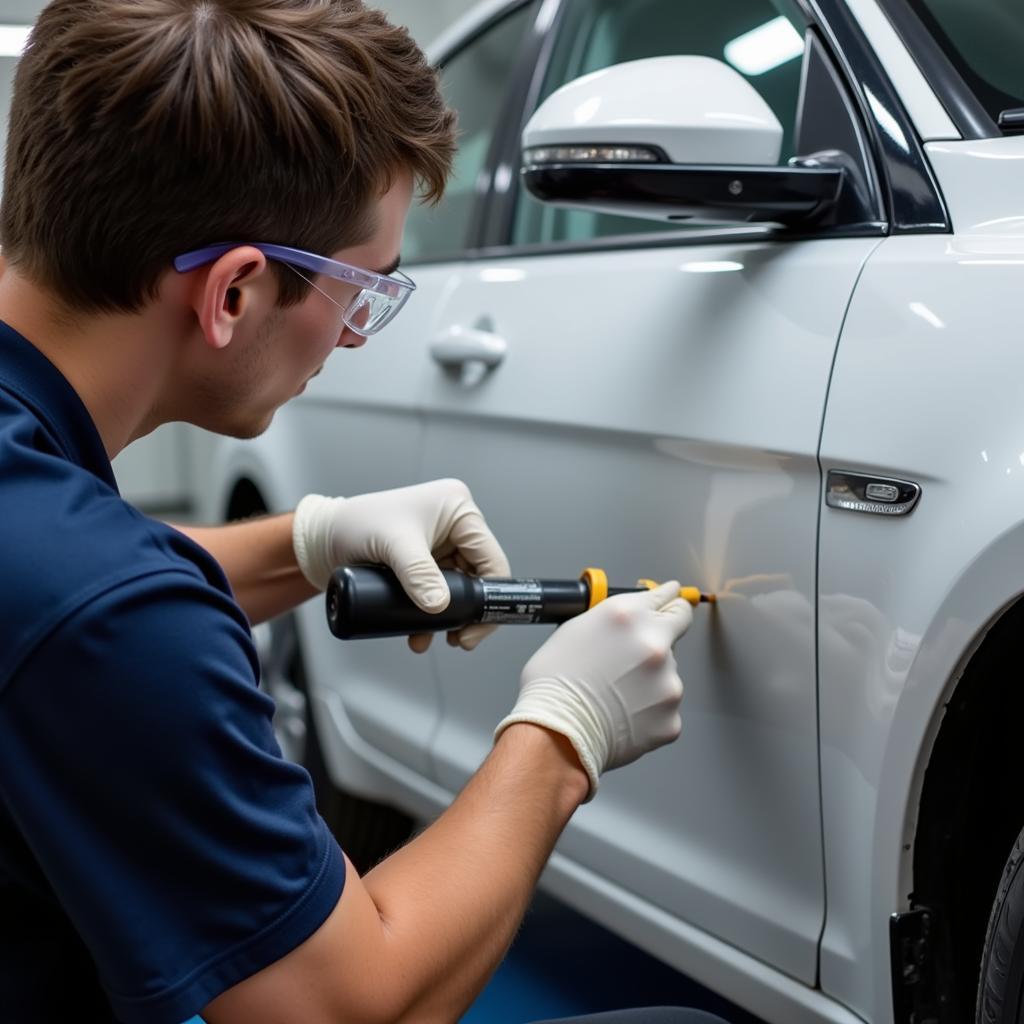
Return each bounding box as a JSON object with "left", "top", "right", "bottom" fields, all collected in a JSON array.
[{"left": 193, "top": 246, "right": 270, "bottom": 350}]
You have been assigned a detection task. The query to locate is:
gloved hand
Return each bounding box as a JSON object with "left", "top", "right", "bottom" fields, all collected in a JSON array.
[
  {"left": 292, "top": 479, "right": 511, "bottom": 651},
  {"left": 495, "top": 581, "right": 692, "bottom": 800}
]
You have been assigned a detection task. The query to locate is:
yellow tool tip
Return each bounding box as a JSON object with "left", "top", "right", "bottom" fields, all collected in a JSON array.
[{"left": 637, "top": 579, "right": 715, "bottom": 607}]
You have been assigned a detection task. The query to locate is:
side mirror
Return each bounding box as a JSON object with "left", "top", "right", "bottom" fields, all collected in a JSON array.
[{"left": 521, "top": 55, "right": 844, "bottom": 227}]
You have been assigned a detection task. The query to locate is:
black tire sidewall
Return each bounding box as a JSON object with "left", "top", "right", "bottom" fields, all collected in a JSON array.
[{"left": 978, "top": 826, "right": 1024, "bottom": 1022}]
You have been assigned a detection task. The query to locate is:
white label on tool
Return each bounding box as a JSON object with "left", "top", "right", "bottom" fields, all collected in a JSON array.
[{"left": 480, "top": 579, "right": 544, "bottom": 623}]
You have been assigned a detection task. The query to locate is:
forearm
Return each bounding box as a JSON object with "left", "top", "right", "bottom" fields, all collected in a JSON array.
[
  {"left": 363, "top": 723, "right": 588, "bottom": 1021},
  {"left": 172, "top": 515, "right": 318, "bottom": 624},
  {"left": 202, "top": 579, "right": 689, "bottom": 1024}
]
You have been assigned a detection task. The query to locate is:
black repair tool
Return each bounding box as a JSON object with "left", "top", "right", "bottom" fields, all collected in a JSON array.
[{"left": 326, "top": 564, "right": 714, "bottom": 640}]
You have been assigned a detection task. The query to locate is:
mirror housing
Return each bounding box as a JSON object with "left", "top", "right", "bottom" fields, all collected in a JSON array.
[
  {"left": 521, "top": 54, "right": 845, "bottom": 227},
  {"left": 524, "top": 56, "right": 784, "bottom": 166}
]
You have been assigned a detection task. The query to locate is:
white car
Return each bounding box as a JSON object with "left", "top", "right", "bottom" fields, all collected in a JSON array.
[{"left": 197, "top": 1, "right": 1024, "bottom": 1021}]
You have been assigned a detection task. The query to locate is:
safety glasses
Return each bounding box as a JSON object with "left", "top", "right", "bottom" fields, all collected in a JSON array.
[{"left": 173, "top": 242, "right": 416, "bottom": 337}]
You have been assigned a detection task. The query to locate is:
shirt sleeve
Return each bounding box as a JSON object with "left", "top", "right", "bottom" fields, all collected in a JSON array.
[{"left": 0, "top": 570, "right": 346, "bottom": 1024}]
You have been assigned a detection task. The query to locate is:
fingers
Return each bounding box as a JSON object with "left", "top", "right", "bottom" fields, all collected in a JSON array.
[
  {"left": 409, "top": 629, "right": 487, "bottom": 654},
  {"left": 658, "top": 597, "right": 694, "bottom": 642},
  {"left": 440, "top": 500, "right": 508, "bottom": 652},
  {"left": 446, "top": 508, "right": 511, "bottom": 578},
  {"left": 635, "top": 580, "right": 693, "bottom": 642},
  {"left": 643, "top": 579, "right": 682, "bottom": 608},
  {"left": 386, "top": 540, "right": 452, "bottom": 614},
  {"left": 407, "top": 633, "right": 433, "bottom": 654},
  {"left": 452, "top": 622, "right": 497, "bottom": 651},
  {"left": 660, "top": 710, "right": 684, "bottom": 746}
]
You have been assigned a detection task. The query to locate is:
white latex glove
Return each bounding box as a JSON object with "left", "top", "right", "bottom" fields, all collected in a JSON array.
[
  {"left": 292, "top": 479, "right": 511, "bottom": 651},
  {"left": 495, "top": 581, "right": 692, "bottom": 800}
]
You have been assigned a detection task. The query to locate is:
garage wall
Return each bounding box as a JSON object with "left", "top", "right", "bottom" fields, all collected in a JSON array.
[{"left": 0, "top": 0, "right": 477, "bottom": 512}]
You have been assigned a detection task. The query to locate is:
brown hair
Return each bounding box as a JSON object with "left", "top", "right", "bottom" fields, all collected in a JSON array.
[{"left": 0, "top": 0, "right": 456, "bottom": 312}]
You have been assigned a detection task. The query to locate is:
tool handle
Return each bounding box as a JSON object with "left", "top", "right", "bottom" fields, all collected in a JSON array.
[
  {"left": 326, "top": 565, "right": 591, "bottom": 640},
  {"left": 325, "top": 566, "right": 711, "bottom": 641},
  {"left": 327, "top": 565, "right": 477, "bottom": 639}
]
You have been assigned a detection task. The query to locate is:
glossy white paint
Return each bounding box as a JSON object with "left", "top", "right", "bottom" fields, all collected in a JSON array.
[
  {"left": 544, "top": 852, "right": 864, "bottom": 1024},
  {"left": 523, "top": 56, "right": 784, "bottom": 165},
  {"left": 926, "top": 136, "right": 1024, "bottom": 234},
  {"left": 416, "top": 236, "right": 880, "bottom": 985},
  {"left": 210, "top": 232, "right": 878, "bottom": 1024},
  {"left": 842, "top": 0, "right": 959, "bottom": 142},
  {"left": 198, "top": 6, "right": 1024, "bottom": 1023},
  {"left": 818, "top": 219, "right": 1024, "bottom": 1020}
]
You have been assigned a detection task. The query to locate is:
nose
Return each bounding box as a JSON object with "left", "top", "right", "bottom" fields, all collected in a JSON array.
[{"left": 338, "top": 327, "right": 367, "bottom": 349}]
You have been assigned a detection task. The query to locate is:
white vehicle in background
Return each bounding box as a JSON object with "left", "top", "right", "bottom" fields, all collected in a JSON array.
[{"left": 197, "top": 0, "right": 1024, "bottom": 1021}]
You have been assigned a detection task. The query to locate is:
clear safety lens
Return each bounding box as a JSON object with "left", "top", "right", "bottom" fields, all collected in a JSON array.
[
  {"left": 344, "top": 288, "right": 404, "bottom": 336},
  {"left": 282, "top": 262, "right": 413, "bottom": 337}
]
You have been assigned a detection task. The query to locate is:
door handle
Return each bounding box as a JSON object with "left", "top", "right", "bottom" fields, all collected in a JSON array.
[{"left": 429, "top": 326, "right": 507, "bottom": 369}]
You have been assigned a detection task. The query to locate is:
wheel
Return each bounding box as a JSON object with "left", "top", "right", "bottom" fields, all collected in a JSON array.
[
  {"left": 977, "top": 824, "right": 1024, "bottom": 1022},
  {"left": 252, "top": 611, "right": 415, "bottom": 875}
]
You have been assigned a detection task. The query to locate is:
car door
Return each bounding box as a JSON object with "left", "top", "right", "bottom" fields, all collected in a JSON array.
[
  {"left": 416, "top": 0, "right": 885, "bottom": 983},
  {"left": 292, "top": 0, "right": 539, "bottom": 776}
]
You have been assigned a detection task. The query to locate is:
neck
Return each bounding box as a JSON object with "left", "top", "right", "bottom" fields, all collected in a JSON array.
[{"left": 0, "top": 267, "right": 181, "bottom": 459}]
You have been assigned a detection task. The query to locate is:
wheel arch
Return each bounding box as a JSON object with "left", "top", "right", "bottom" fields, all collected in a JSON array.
[
  {"left": 225, "top": 477, "right": 268, "bottom": 520},
  {"left": 901, "top": 593, "right": 1024, "bottom": 1020},
  {"left": 886, "top": 525, "right": 1024, "bottom": 1021}
]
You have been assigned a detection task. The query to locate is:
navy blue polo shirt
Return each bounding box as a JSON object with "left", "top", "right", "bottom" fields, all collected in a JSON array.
[{"left": 0, "top": 321, "right": 345, "bottom": 1023}]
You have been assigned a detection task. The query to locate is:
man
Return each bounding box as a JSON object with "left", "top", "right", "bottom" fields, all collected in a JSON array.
[{"left": 0, "top": 2, "right": 715, "bottom": 1022}]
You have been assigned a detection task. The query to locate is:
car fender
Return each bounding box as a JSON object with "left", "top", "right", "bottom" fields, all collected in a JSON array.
[
  {"left": 817, "top": 212, "right": 1024, "bottom": 1020},
  {"left": 203, "top": 407, "right": 318, "bottom": 522}
]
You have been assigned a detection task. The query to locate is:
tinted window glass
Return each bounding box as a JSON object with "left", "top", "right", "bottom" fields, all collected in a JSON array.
[
  {"left": 403, "top": 3, "right": 536, "bottom": 264},
  {"left": 905, "top": 0, "right": 1024, "bottom": 123},
  {"left": 513, "top": 0, "right": 805, "bottom": 247}
]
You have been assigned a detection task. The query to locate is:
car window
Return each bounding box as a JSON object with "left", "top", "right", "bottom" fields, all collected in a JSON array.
[
  {"left": 403, "top": 3, "right": 537, "bottom": 265},
  {"left": 512, "top": 0, "right": 806, "bottom": 247},
  {"left": 903, "top": 0, "right": 1024, "bottom": 124}
]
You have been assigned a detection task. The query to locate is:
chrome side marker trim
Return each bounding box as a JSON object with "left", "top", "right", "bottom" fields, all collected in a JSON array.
[{"left": 826, "top": 470, "right": 922, "bottom": 517}]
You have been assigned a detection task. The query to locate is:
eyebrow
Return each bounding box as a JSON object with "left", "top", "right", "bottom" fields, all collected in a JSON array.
[{"left": 375, "top": 256, "right": 401, "bottom": 277}]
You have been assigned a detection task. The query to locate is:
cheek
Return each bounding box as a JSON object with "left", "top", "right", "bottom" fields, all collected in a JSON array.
[{"left": 288, "top": 299, "right": 344, "bottom": 353}]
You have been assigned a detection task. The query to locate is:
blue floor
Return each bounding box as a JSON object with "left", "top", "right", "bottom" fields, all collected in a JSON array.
[
  {"left": 461, "top": 892, "right": 766, "bottom": 1024},
  {"left": 183, "top": 892, "right": 766, "bottom": 1023}
]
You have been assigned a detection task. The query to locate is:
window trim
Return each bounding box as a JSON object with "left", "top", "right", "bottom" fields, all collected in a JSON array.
[
  {"left": 473, "top": 0, "right": 568, "bottom": 250},
  {"left": 471, "top": 219, "right": 885, "bottom": 263},
  {"left": 406, "top": 0, "right": 952, "bottom": 270},
  {"left": 404, "top": 0, "right": 541, "bottom": 267},
  {"left": 872, "top": 0, "right": 1001, "bottom": 140},
  {"left": 800, "top": 0, "right": 950, "bottom": 233},
  {"left": 795, "top": 28, "right": 885, "bottom": 226},
  {"left": 427, "top": 0, "right": 537, "bottom": 67},
  {"left": 491, "top": 0, "right": 906, "bottom": 254},
  {"left": 483, "top": 0, "right": 863, "bottom": 254}
]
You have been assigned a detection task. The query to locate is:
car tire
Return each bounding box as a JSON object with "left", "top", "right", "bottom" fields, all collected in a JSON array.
[
  {"left": 253, "top": 610, "right": 415, "bottom": 875},
  {"left": 977, "top": 824, "right": 1024, "bottom": 1022}
]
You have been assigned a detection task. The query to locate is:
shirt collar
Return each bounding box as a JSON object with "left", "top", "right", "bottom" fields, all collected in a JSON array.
[{"left": 0, "top": 319, "right": 119, "bottom": 492}]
